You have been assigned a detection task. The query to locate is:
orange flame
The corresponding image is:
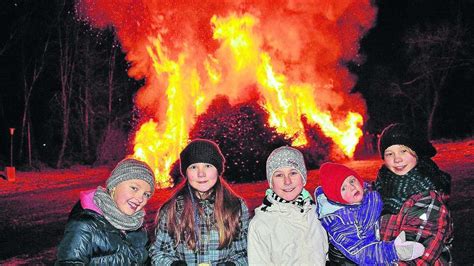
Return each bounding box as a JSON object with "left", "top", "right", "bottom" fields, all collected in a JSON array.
[{"left": 77, "top": 0, "right": 376, "bottom": 187}]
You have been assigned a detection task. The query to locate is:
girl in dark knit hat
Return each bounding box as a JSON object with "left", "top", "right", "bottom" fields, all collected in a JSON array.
[
  {"left": 374, "top": 123, "right": 453, "bottom": 265},
  {"left": 315, "top": 162, "right": 424, "bottom": 265},
  {"left": 150, "top": 139, "right": 249, "bottom": 266},
  {"left": 56, "top": 158, "right": 155, "bottom": 265}
]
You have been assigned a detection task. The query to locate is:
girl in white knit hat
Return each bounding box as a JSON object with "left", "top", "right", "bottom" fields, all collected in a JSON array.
[
  {"left": 56, "top": 158, "right": 155, "bottom": 265},
  {"left": 248, "top": 146, "right": 328, "bottom": 265}
]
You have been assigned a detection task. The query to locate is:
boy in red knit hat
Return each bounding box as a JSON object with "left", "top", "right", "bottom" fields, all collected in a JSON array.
[{"left": 314, "top": 162, "right": 425, "bottom": 265}]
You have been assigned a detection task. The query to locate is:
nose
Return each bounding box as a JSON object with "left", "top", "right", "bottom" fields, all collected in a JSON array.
[
  {"left": 283, "top": 174, "right": 292, "bottom": 185},
  {"left": 394, "top": 153, "right": 402, "bottom": 163},
  {"left": 197, "top": 165, "right": 206, "bottom": 177}
]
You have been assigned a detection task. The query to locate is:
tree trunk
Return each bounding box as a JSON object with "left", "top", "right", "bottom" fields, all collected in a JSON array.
[
  {"left": 107, "top": 40, "right": 117, "bottom": 134},
  {"left": 56, "top": 13, "right": 77, "bottom": 168}
]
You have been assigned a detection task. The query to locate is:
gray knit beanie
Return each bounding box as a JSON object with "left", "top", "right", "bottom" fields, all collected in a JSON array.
[
  {"left": 106, "top": 158, "right": 155, "bottom": 193},
  {"left": 266, "top": 146, "right": 307, "bottom": 187}
]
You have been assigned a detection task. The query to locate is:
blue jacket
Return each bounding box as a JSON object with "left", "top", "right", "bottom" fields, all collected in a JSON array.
[{"left": 314, "top": 185, "right": 399, "bottom": 264}]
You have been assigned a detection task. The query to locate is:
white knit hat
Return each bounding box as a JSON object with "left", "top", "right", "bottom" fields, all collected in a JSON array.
[{"left": 266, "top": 146, "right": 307, "bottom": 187}]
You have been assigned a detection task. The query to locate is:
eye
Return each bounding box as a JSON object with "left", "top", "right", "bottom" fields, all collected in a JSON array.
[
  {"left": 341, "top": 186, "right": 346, "bottom": 192},
  {"left": 384, "top": 152, "right": 393, "bottom": 157},
  {"left": 349, "top": 178, "right": 354, "bottom": 184},
  {"left": 189, "top": 165, "right": 197, "bottom": 170},
  {"left": 205, "top": 164, "right": 213, "bottom": 168},
  {"left": 401, "top": 149, "right": 408, "bottom": 153},
  {"left": 290, "top": 171, "right": 299, "bottom": 176},
  {"left": 274, "top": 173, "right": 283, "bottom": 178},
  {"left": 130, "top": 186, "right": 138, "bottom": 191},
  {"left": 144, "top": 192, "right": 152, "bottom": 199}
]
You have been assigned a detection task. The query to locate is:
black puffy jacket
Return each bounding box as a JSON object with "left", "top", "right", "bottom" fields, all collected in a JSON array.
[{"left": 56, "top": 202, "right": 149, "bottom": 265}]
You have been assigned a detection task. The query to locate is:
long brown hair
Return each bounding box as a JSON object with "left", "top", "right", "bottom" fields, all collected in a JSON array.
[{"left": 156, "top": 176, "right": 244, "bottom": 250}]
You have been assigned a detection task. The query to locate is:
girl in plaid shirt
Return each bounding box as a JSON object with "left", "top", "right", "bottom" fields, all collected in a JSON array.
[
  {"left": 150, "top": 139, "right": 249, "bottom": 266},
  {"left": 375, "top": 123, "right": 453, "bottom": 265}
]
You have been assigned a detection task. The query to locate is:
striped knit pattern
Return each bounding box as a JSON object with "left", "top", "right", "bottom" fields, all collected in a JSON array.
[
  {"left": 261, "top": 189, "right": 313, "bottom": 213},
  {"left": 93, "top": 187, "right": 145, "bottom": 231}
]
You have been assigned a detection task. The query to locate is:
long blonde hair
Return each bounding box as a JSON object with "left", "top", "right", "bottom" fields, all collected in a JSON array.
[{"left": 156, "top": 176, "right": 243, "bottom": 250}]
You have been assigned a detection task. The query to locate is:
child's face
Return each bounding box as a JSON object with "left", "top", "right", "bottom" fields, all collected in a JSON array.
[
  {"left": 340, "top": 175, "right": 364, "bottom": 204},
  {"left": 271, "top": 167, "right": 304, "bottom": 201},
  {"left": 186, "top": 163, "right": 218, "bottom": 193},
  {"left": 383, "top": 144, "right": 418, "bottom": 176},
  {"left": 112, "top": 179, "right": 152, "bottom": 215}
]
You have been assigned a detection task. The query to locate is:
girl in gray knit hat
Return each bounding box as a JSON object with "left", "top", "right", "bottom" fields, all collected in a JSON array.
[
  {"left": 248, "top": 146, "right": 328, "bottom": 265},
  {"left": 56, "top": 158, "right": 155, "bottom": 265}
]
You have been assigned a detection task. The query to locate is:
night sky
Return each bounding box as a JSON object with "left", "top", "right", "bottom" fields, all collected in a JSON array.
[{"left": 1, "top": 0, "right": 473, "bottom": 165}]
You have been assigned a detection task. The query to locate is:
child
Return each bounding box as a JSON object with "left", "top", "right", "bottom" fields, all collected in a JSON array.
[
  {"left": 375, "top": 123, "right": 453, "bottom": 264},
  {"left": 248, "top": 146, "right": 328, "bottom": 265},
  {"left": 149, "top": 139, "right": 249, "bottom": 265},
  {"left": 56, "top": 158, "right": 155, "bottom": 264},
  {"left": 314, "top": 162, "right": 425, "bottom": 265}
]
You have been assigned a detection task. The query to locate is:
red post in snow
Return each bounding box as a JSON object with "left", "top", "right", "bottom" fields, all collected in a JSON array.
[{"left": 6, "top": 128, "right": 15, "bottom": 182}]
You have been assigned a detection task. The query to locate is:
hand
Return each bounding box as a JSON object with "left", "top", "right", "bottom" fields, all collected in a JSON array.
[{"left": 394, "top": 231, "right": 425, "bottom": 261}]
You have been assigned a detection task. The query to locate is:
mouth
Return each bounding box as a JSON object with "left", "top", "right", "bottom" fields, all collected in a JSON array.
[
  {"left": 353, "top": 191, "right": 362, "bottom": 198},
  {"left": 282, "top": 187, "right": 296, "bottom": 193},
  {"left": 393, "top": 165, "right": 407, "bottom": 172},
  {"left": 127, "top": 201, "right": 139, "bottom": 211}
]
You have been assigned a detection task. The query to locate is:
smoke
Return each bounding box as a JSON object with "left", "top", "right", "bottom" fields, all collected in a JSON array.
[{"left": 76, "top": 0, "right": 376, "bottom": 119}]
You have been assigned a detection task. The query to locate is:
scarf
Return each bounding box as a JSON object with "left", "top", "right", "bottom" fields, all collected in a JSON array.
[
  {"left": 375, "top": 158, "right": 451, "bottom": 215},
  {"left": 262, "top": 188, "right": 313, "bottom": 212},
  {"left": 93, "top": 186, "right": 145, "bottom": 231}
]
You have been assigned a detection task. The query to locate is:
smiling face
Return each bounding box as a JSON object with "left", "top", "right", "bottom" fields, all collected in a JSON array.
[
  {"left": 340, "top": 175, "right": 364, "bottom": 204},
  {"left": 186, "top": 163, "right": 219, "bottom": 193},
  {"left": 383, "top": 144, "right": 418, "bottom": 176},
  {"left": 271, "top": 167, "right": 304, "bottom": 201},
  {"left": 112, "top": 179, "right": 152, "bottom": 216}
]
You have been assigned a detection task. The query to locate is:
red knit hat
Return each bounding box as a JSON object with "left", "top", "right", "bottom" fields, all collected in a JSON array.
[{"left": 319, "top": 162, "right": 364, "bottom": 204}]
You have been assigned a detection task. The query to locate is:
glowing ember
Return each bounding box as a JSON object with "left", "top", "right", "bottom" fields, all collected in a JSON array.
[{"left": 77, "top": 0, "right": 376, "bottom": 187}]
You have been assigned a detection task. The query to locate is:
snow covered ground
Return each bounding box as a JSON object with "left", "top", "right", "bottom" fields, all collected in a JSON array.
[{"left": 1, "top": 139, "right": 473, "bottom": 264}]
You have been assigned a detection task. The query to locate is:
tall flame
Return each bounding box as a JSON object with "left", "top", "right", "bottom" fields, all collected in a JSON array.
[{"left": 77, "top": 0, "right": 376, "bottom": 187}]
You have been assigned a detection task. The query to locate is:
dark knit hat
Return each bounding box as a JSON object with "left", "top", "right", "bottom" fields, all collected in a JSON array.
[
  {"left": 179, "top": 139, "right": 225, "bottom": 177},
  {"left": 266, "top": 146, "right": 307, "bottom": 187},
  {"left": 106, "top": 158, "right": 155, "bottom": 193},
  {"left": 319, "top": 162, "right": 364, "bottom": 204},
  {"left": 378, "top": 123, "right": 436, "bottom": 159}
]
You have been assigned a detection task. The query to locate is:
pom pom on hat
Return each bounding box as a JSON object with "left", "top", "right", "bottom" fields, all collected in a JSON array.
[
  {"left": 319, "top": 162, "right": 363, "bottom": 204},
  {"left": 180, "top": 139, "right": 225, "bottom": 177},
  {"left": 106, "top": 158, "right": 155, "bottom": 193},
  {"left": 378, "top": 123, "right": 437, "bottom": 159},
  {"left": 266, "top": 146, "right": 307, "bottom": 187}
]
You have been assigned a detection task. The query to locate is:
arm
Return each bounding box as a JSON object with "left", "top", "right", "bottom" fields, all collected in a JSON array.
[
  {"left": 322, "top": 216, "right": 399, "bottom": 265},
  {"left": 397, "top": 191, "right": 452, "bottom": 265},
  {"left": 225, "top": 201, "right": 250, "bottom": 265},
  {"left": 247, "top": 217, "right": 272, "bottom": 265},
  {"left": 56, "top": 219, "right": 94, "bottom": 265},
  {"left": 149, "top": 210, "right": 182, "bottom": 266},
  {"left": 124, "top": 228, "right": 149, "bottom": 264}
]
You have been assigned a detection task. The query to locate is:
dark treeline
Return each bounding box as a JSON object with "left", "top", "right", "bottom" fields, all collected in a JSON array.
[{"left": 1, "top": 0, "right": 473, "bottom": 170}]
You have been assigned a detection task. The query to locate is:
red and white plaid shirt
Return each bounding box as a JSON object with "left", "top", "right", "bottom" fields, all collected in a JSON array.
[{"left": 379, "top": 190, "right": 453, "bottom": 265}]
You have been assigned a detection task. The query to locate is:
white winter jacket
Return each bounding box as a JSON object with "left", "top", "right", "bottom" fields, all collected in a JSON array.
[{"left": 248, "top": 190, "right": 328, "bottom": 266}]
